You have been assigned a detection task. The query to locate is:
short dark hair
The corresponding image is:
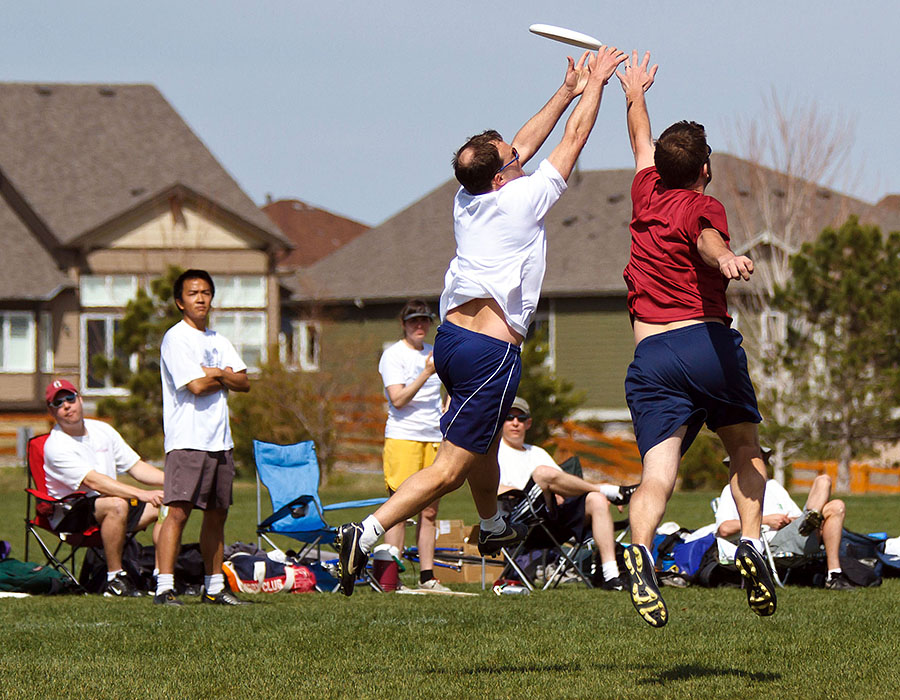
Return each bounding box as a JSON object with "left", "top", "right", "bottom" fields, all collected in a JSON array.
[
  {"left": 452, "top": 130, "right": 503, "bottom": 195},
  {"left": 654, "top": 121, "right": 710, "bottom": 189},
  {"left": 173, "top": 269, "right": 215, "bottom": 302}
]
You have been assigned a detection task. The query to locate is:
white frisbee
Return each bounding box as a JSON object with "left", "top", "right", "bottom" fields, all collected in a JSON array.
[{"left": 529, "top": 23, "right": 602, "bottom": 51}]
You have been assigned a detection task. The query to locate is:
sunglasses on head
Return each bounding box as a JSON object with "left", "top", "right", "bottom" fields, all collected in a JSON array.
[
  {"left": 49, "top": 392, "right": 78, "bottom": 408},
  {"left": 505, "top": 413, "right": 530, "bottom": 422}
]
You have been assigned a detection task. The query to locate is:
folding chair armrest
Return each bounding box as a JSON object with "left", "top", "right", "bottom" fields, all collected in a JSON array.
[
  {"left": 258, "top": 494, "right": 321, "bottom": 529},
  {"left": 26, "top": 489, "right": 88, "bottom": 504},
  {"left": 322, "top": 497, "right": 388, "bottom": 512}
]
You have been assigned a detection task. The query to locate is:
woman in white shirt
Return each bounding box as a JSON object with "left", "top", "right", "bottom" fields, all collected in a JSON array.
[{"left": 377, "top": 300, "right": 449, "bottom": 591}]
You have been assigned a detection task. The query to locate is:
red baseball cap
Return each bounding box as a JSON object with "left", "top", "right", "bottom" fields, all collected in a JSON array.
[{"left": 45, "top": 379, "right": 78, "bottom": 403}]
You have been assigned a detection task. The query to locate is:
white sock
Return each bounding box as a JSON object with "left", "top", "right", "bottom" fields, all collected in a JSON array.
[
  {"left": 106, "top": 569, "right": 124, "bottom": 582},
  {"left": 741, "top": 537, "right": 765, "bottom": 555},
  {"left": 598, "top": 484, "right": 620, "bottom": 500},
  {"left": 156, "top": 573, "right": 175, "bottom": 596},
  {"left": 205, "top": 573, "right": 225, "bottom": 596},
  {"left": 827, "top": 568, "right": 841, "bottom": 579},
  {"left": 602, "top": 560, "right": 620, "bottom": 581},
  {"left": 360, "top": 515, "right": 385, "bottom": 554},
  {"left": 480, "top": 511, "right": 505, "bottom": 534}
]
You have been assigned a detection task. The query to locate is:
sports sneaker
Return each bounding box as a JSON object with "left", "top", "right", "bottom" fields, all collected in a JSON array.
[
  {"left": 623, "top": 545, "right": 668, "bottom": 628},
  {"left": 335, "top": 522, "right": 368, "bottom": 597},
  {"left": 599, "top": 573, "right": 627, "bottom": 591},
  {"left": 798, "top": 509, "right": 824, "bottom": 536},
  {"left": 417, "top": 578, "right": 452, "bottom": 593},
  {"left": 609, "top": 484, "right": 639, "bottom": 507},
  {"left": 152, "top": 590, "right": 183, "bottom": 606},
  {"left": 477, "top": 519, "right": 528, "bottom": 556},
  {"left": 202, "top": 589, "right": 250, "bottom": 605},
  {"left": 824, "top": 571, "right": 858, "bottom": 591},
  {"left": 103, "top": 571, "right": 141, "bottom": 598},
  {"left": 734, "top": 541, "right": 777, "bottom": 616}
]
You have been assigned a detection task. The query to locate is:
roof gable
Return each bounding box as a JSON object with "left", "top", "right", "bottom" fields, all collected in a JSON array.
[{"left": 263, "top": 199, "right": 368, "bottom": 269}]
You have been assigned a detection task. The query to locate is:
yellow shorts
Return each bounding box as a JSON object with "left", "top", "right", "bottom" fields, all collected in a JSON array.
[{"left": 383, "top": 438, "right": 439, "bottom": 492}]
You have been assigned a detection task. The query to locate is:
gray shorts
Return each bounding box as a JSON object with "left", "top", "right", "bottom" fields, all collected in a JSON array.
[
  {"left": 769, "top": 518, "right": 823, "bottom": 558},
  {"left": 164, "top": 449, "right": 234, "bottom": 510}
]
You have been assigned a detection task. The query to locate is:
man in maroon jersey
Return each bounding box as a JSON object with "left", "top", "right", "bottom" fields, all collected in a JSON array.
[{"left": 615, "top": 51, "right": 776, "bottom": 628}]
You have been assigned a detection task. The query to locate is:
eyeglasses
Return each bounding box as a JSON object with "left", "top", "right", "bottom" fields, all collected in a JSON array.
[
  {"left": 49, "top": 392, "right": 78, "bottom": 408},
  {"left": 505, "top": 413, "right": 530, "bottom": 422},
  {"left": 497, "top": 148, "right": 519, "bottom": 175}
]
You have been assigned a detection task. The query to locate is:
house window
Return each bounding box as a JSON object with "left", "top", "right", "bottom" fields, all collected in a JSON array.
[
  {"left": 760, "top": 310, "right": 787, "bottom": 347},
  {"left": 293, "top": 320, "right": 320, "bottom": 371},
  {"left": 528, "top": 306, "right": 556, "bottom": 371},
  {"left": 0, "top": 312, "right": 35, "bottom": 373},
  {"left": 212, "top": 276, "right": 267, "bottom": 308},
  {"left": 80, "top": 314, "right": 131, "bottom": 393},
  {"left": 212, "top": 312, "right": 267, "bottom": 371},
  {"left": 80, "top": 275, "right": 138, "bottom": 307},
  {"left": 39, "top": 312, "right": 53, "bottom": 372}
]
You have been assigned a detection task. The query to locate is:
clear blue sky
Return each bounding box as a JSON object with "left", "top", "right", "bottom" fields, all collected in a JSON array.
[{"left": 3, "top": 2, "right": 897, "bottom": 226}]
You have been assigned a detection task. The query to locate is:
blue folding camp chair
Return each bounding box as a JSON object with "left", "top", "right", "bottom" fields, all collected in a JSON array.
[{"left": 254, "top": 439, "right": 388, "bottom": 593}]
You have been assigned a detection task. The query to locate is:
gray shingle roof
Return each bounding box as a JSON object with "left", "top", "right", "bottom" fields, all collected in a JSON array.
[
  {"left": 0, "top": 82, "right": 288, "bottom": 248},
  {"left": 0, "top": 195, "right": 71, "bottom": 300}
]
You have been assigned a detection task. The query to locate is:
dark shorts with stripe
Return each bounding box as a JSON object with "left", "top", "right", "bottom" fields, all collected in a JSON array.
[
  {"left": 434, "top": 321, "right": 521, "bottom": 454},
  {"left": 164, "top": 449, "right": 235, "bottom": 510},
  {"left": 57, "top": 496, "right": 147, "bottom": 534},
  {"left": 625, "top": 323, "right": 762, "bottom": 459}
]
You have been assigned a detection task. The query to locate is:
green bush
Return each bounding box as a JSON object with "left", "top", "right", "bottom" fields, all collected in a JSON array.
[{"left": 679, "top": 430, "right": 728, "bottom": 490}]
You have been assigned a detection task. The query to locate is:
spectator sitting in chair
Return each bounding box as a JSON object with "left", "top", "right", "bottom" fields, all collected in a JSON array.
[
  {"left": 42, "top": 379, "right": 165, "bottom": 597},
  {"left": 715, "top": 448, "right": 856, "bottom": 590},
  {"left": 497, "top": 397, "right": 635, "bottom": 590}
]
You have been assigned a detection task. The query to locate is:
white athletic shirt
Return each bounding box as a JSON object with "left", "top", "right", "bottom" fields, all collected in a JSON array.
[
  {"left": 440, "top": 159, "right": 567, "bottom": 337},
  {"left": 497, "top": 439, "right": 561, "bottom": 491},
  {"left": 43, "top": 419, "right": 141, "bottom": 499},
  {"left": 160, "top": 320, "right": 246, "bottom": 453},
  {"left": 714, "top": 479, "right": 802, "bottom": 530},
  {"left": 378, "top": 340, "right": 443, "bottom": 442}
]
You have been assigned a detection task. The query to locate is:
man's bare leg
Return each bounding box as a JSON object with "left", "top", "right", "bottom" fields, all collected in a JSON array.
[
  {"left": 584, "top": 493, "right": 617, "bottom": 566},
  {"left": 717, "top": 422, "right": 766, "bottom": 540},
  {"left": 94, "top": 497, "right": 129, "bottom": 572},
  {"left": 628, "top": 427, "right": 685, "bottom": 548}
]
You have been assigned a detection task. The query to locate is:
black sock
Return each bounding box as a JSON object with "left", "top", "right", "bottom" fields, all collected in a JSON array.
[{"left": 420, "top": 569, "right": 434, "bottom": 584}]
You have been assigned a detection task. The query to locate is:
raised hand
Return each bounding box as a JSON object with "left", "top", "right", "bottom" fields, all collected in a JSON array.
[
  {"left": 617, "top": 50, "right": 659, "bottom": 95},
  {"left": 589, "top": 45, "right": 627, "bottom": 85},
  {"left": 564, "top": 51, "right": 591, "bottom": 97}
]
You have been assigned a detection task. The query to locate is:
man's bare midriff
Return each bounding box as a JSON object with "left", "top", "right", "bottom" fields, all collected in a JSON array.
[
  {"left": 445, "top": 298, "right": 524, "bottom": 346},
  {"left": 633, "top": 316, "right": 726, "bottom": 346}
]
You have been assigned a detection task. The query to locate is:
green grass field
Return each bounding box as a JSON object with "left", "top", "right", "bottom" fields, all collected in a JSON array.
[{"left": 1, "top": 467, "right": 898, "bottom": 700}]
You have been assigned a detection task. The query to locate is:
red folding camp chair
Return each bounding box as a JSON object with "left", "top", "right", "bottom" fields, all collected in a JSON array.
[{"left": 24, "top": 433, "right": 102, "bottom": 586}]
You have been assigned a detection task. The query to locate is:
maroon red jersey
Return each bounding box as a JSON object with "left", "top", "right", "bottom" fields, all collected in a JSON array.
[{"left": 623, "top": 167, "right": 731, "bottom": 324}]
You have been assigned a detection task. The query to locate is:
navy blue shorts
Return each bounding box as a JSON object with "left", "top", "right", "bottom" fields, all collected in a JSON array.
[
  {"left": 434, "top": 321, "right": 521, "bottom": 454},
  {"left": 625, "top": 323, "right": 762, "bottom": 459}
]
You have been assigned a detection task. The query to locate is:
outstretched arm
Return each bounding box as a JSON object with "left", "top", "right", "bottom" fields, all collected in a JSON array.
[
  {"left": 546, "top": 45, "right": 627, "bottom": 181},
  {"left": 616, "top": 50, "right": 658, "bottom": 171},
  {"left": 698, "top": 229, "right": 754, "bottom": 281},
  {"left": 512, "top": 52, "right": 590, "bottom": 166}
]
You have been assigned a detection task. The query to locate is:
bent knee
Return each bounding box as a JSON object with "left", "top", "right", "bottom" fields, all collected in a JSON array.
[
  {"left": 532, "top": 465, "right": 557, "bottom": 489},
  {"left": 585, "top": 492, "right": 610, "bottom": 511},
  {"left": 823, "top": 498, "right": 845, "bottom": 518}
]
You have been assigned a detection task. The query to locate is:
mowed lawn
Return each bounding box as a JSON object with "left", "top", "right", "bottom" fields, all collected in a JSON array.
[{"left": 1, "top": 466, "right": 898, "bottom": 700}]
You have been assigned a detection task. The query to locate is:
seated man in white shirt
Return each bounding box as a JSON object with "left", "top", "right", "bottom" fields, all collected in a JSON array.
[
  {"left": 715, "top": 449, "right": 855, "bottom": 590},
  {"left": 497, "top": 397, "right": 635, "bottom": 590},
  {"left": 42, "top": 379, "right": 165, "bottom": 597}
]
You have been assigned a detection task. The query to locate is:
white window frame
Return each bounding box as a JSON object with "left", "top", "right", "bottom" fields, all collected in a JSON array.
[
  {"left": 80, "top": 313, "right": 134, "bottom": 395},
  {"left": 293, "top": 320, "right": 321, "bottom": 372},
  {"left": 211, "top": 311, "right": 267, "bottom": 371},
  {"left": 529, "top": 303, "right": 556, "bottom": 371},
  {"left": 760, "top": 310, "right": 787, "bottom": 348},
  {"left": 211, "top": 275, "right": 267, "bottom": 309},
  {"left": 79, "top": 274, "right": 139, "bottom": 308},
  {"left": 0, "top": 311, "right": 36, "bottom": 373},
  {"left": 39, "top": 311, "right": 54, "bottom": 373}
]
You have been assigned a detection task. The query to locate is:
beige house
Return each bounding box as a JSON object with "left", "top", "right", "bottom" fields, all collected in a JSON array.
[{"left": 0, "top": 83, "right": 291, "bottom": 411}]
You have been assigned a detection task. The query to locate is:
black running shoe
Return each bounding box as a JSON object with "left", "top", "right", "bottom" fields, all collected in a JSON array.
[
  {"left": 608, "top": 484, "right": 639, "bottom": 507},
  {"left": 152, "top": 590, "right": 183, "bottom": 606},
  {"left": 477, "top": 519, "right": 528, "bottom": 556},
  {"left": 734, "top": 541, "right": 777, "bottom": 616},
  {"left": 335, "top": 522, "right": 368, "bottom": 597},
  {"left": 824, "top": 571, "right": 858, "bottom": 591},
  {"left": 202, "top": 590, "right": 250, "bottom": 606},
  {"left": 103, "top": 571, "right": 142, "bottom": 598},
  {"left": 599, "top": 573, "right": 627, "bottom": 591},
  {"left": 798, "top": 509, "right": 824, "bottom": 536},
  {"left": 623, "top": 544, "right": 668, "bottom": 628}
]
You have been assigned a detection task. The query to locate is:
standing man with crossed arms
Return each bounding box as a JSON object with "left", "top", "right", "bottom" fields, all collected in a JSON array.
[
  {"left": 335, "top": 45, "right": 627, "bottom": 596},
  {"left": 615, "top": 52, "right": 776, "bottom": 627}
]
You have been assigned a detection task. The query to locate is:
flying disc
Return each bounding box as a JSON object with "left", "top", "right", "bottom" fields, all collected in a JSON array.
[{"left": 529, "top": 24, "right": 602, "bottom": 50}]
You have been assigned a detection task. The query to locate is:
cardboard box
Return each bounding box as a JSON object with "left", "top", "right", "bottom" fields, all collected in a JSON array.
[{"left": 431, "top": 520, "right": 505, "bottom": 584}]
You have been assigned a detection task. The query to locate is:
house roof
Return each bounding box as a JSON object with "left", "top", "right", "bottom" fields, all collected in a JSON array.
[
  {"left": 262, "top": 199, "right": 368, "bottom": 269},
  {"left": 290, "top": 154, "right": 900, "bottom": 303},
  {"left": 0, "top": 195, "right": 71, "bottom": 301},
  {"left": 0, "top": 82, "right": 289, "bottom": 249}
]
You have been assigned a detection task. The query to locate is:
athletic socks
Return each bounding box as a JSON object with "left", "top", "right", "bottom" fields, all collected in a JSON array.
[
  {"left": 156, "top": 573, "right": 175, "bottom": 596},
  {"left": 598, "top": 484, "right": 621, "bottom": 501},
  {"left": 360, "top": 515, "right": 385, "bottom": 554},
  {"left": 601, "top": 560, "right": 620, "bottom": 582},
  {"left": 107, "top": 568, "right": 124, "bottom": 582},
  {"left": 480, "top": 511, "right": 506, "bottom": 534},
  {"left": 740, "top": 537, "right": 765, "bottom": 556},
  {"left": 205, "top": 573, "right": 225, "bottom": 596},
  {"left": 827, "top": 568, "right": 842, "bottom": 580},
  {"left": 420, "top": 569, "right": 435, "bottom": 584}
]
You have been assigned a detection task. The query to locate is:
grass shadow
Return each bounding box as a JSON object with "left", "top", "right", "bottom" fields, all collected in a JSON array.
[{"left": 638, "top": 663, "right": 781, "bottom": 685}]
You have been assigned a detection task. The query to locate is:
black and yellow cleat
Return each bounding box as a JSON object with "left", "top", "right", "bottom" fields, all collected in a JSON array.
[
  {"left": 798, "top": 509, "right": 824, "bottom": 536},
  {"left": 623, "top": 544, "right": 668, "bottom": 628},
  {"left": 734, "top": 541, "right": 777, "bottom": 616},
  {"left": 335, "top": 522, "right": 368, "bottom": 597}
]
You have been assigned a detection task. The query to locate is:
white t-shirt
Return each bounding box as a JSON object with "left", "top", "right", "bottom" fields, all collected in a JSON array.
[
  {"left": 440, "top": 159, "right": 567, "bottom": 337},
  {"left": 498, "top": 438, "right": 561, "bottom": 491},
  {"left": 378, "top": 340, "right": 443, "bottom": 442},
  {"left": 715, "top": 479, "right": 803, "bottom": 531},
  {"left": 43, "top": 419, "right": 141, "bottom": 499},
  {"left": 160, "top": 320, "right": 247, "bottom": 453}
]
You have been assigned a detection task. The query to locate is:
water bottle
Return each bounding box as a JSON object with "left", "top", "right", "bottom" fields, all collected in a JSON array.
[{"left": 492, "top": 580, "right": 531, "bottom": 596}]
